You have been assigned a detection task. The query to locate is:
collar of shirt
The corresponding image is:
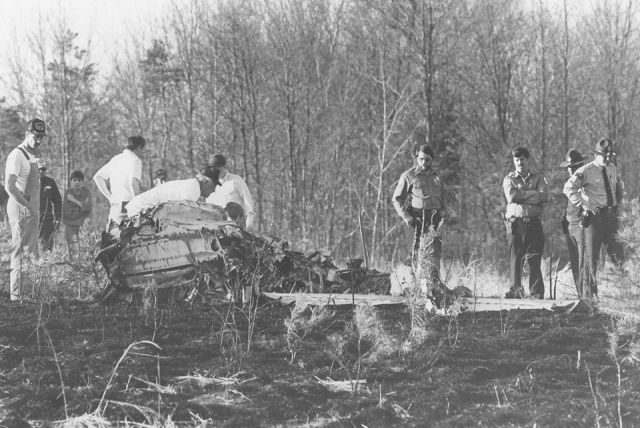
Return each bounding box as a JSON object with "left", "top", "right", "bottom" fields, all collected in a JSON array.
[
  {"left": 513, "top": 170, "right": 533, "bottom": 180},
  {"left": 414, "top": 166, "right": 433, "bottom": 176}
]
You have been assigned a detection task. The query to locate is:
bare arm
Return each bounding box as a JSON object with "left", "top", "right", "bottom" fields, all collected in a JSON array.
[
  {"left": 93, "top": 175, "right": 111, "bottom": 201},
  {"left": 6, "top": 174, "right": 29, "bottom": 207},
  {"left": 132, "top": 177, "right": 142, "bottom": 196}
]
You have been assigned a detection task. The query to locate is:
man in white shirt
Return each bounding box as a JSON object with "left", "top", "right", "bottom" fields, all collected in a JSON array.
[
  {"left": 205, "top": 154, "right": 256, "bottom": 231},
  {"left": 126, "top": 166, "right": 221, "bottom": 217},
  {"left": 93, "top": 136, "right": 146, "bottom": 227},
  {"left": 5, "top": 118, "right": 46, "bottom": 301}
]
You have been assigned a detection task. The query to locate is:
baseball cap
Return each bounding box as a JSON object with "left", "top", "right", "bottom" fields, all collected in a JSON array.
[
  {"left": 560, "top": 149, "right": 586, "bottom": 168},
  {"left": 27, "top": 118, "right": 47, "bottom": 136}
]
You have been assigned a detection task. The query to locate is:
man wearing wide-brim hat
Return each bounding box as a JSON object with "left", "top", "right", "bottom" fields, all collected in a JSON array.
[
  {"left": 563, "top": 138, "right": 625, "bottom": 298},
  {"left": 560, "top": 149, "right": 586, "bottom": 296}
]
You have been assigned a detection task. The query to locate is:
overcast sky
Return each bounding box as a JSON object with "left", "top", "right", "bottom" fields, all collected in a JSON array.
[{"left": 0, "top": 0, "right": 176, "bottom": 97}]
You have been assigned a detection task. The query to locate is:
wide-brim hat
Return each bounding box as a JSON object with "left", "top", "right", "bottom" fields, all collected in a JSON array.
[
  {"left": 595, "top": 138, "right": 614, "bottom": 155},
  {"left": 560, "top": 149, "right": 586, "bottom": 167}
]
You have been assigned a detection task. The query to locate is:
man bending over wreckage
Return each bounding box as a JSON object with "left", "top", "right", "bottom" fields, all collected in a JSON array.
[{"left": 125, "top": 166, "right": 221, "bottom": 218}]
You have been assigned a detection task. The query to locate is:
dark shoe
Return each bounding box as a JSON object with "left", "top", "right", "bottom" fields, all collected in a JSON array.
[{"left": 505, "top": 288, "right": 524, "bottom": 299}]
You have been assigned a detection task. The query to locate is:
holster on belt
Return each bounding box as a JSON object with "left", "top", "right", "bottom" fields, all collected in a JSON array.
[{"left": 407, "top": 207, "right": 442, "bottom": 232}]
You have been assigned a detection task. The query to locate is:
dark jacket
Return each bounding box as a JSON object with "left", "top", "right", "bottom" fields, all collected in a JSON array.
[{"left": 40, "top": 175, "right": 62, "bottom": 221}]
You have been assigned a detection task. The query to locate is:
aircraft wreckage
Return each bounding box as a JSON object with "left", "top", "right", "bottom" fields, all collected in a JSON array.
[
  {"left": 96, "top": 200, "right": 389, "bottom": 304},
  {"left": 96, "top": 200, "right": 582, "bottom": 314}
]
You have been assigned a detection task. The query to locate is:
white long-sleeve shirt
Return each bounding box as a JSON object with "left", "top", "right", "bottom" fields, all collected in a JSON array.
[
  {"left": 126, "top": 178, "right": 201, "bottom": 217},
  {"left": 205, "top": 172, "right": 255, "bottom": 229}
]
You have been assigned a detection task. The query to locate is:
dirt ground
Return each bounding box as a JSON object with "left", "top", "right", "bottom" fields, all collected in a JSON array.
[{"left": 1, "top": 290, "right": 639, "bottom": 427}]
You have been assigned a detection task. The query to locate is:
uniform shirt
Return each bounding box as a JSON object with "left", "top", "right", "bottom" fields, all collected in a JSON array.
[
  {"left": 126, "top": 178, "right": 201, "bottom": 217},
  {"left": 205, "top": 172, "right": 255, "bottom": 227},
  {"left": 93, "top": 149, "right": 142, "bottom": 204},
  {"left": 392, "top": 166, "right": 445, "bottom": 222},
  {"left": 503, "top": 170, "right": 548, "bottom": 219},
  {"left": 4, "top": 145, "right": 37, "bottom": 193},
  {"left": 563, "top": 160, "right": 622, "bottom": 210},
  {"left": 40, "top": 175, "right": 62, "bottom": 220}
]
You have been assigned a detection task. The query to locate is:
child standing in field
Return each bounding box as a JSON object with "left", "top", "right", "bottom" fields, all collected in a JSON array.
[{"left": 62, "top": 170, "right": 92, "bottom": 255}]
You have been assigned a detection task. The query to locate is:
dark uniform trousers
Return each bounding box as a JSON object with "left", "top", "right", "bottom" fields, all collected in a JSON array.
[
  {"left": 408, "top": 207, "right": 442, "bottom": 287},
  {"left": 582, "top": 209, "right": 624, "bottom": 297},
  {"left": 506, "top": 217, "right": 544, "bottom": 298}
]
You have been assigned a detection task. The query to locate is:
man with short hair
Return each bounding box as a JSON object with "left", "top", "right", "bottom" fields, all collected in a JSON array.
[
  {"left": 38, "top": 160, "right": 62, "bottom": 251},
  {"left": 126, "top": 166, "right": 221, "bottom": 217},
  {"left": 5, "top": 118, "right": 46, "bottom": 300},
  {"left": 563, "top": 138, "right": 624, "bottom": 298},
  {"left": 392, "top": 144, "right": 448, "bottom": 295},
  {"left": 93, "top": 136, "right": 146, "bottom": 227},
  {"left": 560, "top": 149, "right": 586, "bottom": 296},
  {"left": 205, "top": 154, "right": 256, "bottom": 231},
  {"left": 503, "top": 147, "right": 548, "bottom": 299}
]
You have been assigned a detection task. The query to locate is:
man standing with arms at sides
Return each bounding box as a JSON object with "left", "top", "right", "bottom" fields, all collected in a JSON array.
[
  {"left": 206, "top": 154, "right": 256, "bottom": 231},
  {"left": 564, "top": 138, "right": 624, "bottom": 298},
  {"left": 503, "top": 147, "right": 548, "bottom": 299},
  {"left": 560, "top": 149, "right": 586, "bottom": 296},
  {"left": 392, "top": 144, "right": 447, "bottom": 297},
  {"left": 93, "top": 136, "right": 146, "bottom": 228},
  {"left": 38, "top": 160, "right": 62, "bottom": 251},
  {"left": 5, "top": 118, "right": 46, "bottom": 301}
]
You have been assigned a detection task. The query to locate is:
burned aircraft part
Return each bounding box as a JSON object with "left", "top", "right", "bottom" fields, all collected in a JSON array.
[
  {"left": 95, "top": 200, "right": 391, "bottom": 304},
  {"left": 96, "top": 201, "right": 244, "bottom": 302}
]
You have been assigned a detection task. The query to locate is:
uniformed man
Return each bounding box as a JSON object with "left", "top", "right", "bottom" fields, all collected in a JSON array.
[
  {"left": 5, "top": 118, "right": 46, "bottom": 301},
  {"left": 503, "top": 147, "right": 548, "bottom": 299},
  {"left": 563, "top": 138, "right": 624, "bottom": 298},
  {"left": 392, "top": 144, "right": 447, "bottom": 294},
  {"left": 38, "top": 160, "right": 62, "bottom": 251},
  {"left": 560, "top": 149, "right": 586, "bottom": 296}
]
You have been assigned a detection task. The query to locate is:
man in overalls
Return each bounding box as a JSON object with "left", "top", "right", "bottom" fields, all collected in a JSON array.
[{"left": 4, "top": 118, "right": 45, "bottom": 301}]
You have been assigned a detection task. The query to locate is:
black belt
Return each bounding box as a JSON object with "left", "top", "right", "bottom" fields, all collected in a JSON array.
[{"left": 599, "top": 206, "right": 617, "bottom": 214}]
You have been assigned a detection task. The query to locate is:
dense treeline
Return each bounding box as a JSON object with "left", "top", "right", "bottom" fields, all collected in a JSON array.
[{"left": 1, "top": 0, "right": 639, "bottom": 268}]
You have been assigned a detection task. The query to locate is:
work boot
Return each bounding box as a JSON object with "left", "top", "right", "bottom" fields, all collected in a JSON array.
[{"left": 504, "top": 288, "right": 524, "bottom": 299}]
